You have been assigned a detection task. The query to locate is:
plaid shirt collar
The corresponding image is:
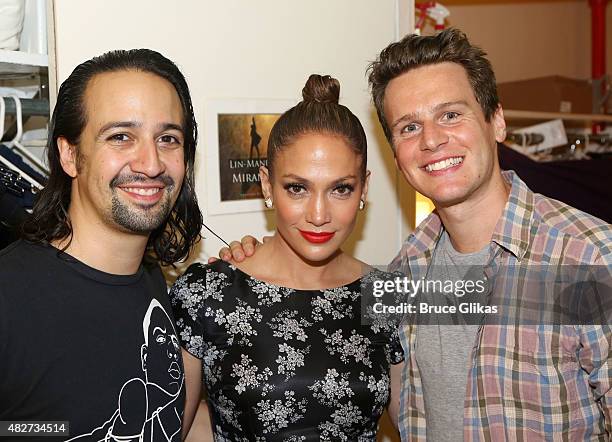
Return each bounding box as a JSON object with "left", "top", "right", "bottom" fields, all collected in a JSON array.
[{"left": 402, "top": 170, "right": 534, "bottom": 265}]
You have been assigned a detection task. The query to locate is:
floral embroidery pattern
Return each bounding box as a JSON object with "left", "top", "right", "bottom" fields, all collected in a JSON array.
[
  {"left": 205, "top": 298, "right": 262, "bottom": 346},
  {"left": 268, "top": 310, "right": 311, "bottom": 342},
  {"left": 308, "top": 368, "right": 354, "bottom": 407},
  {"left": 170, "top": 262, "right": 404, "bottom": 440},
  {"left": 232, "top": 354, "right": 273, "bottom": 394},
  {"left": 311, "top": 286, "right": 359, "bottom": 322},
  {"left": 359, "top": 371, "right": 390, "bottom": 409},
  {"left": 320, "top": 328, "right": 373, "bottom": 367},
  {"left": 202, "top": 343, "right": 227, "bottom": 387},
  {"left": 318, "top": 401, "right": 364, "bottom": 441},
  {"left": 255, "top": 390, "right": 308, "bottom": 434},
  {"left": 247, "top": 277, "right": 295, "bottom": 307},
  {"left": 214, "top": 393, "right": 243, "bottom": 431},
  {"left": 276, "top": 343, "right": 310, "bottom": 380}
]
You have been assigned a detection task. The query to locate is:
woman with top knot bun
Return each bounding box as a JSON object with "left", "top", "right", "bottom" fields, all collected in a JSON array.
[{"left": 171, "top": 74, "right": 405, "bottom": 440}]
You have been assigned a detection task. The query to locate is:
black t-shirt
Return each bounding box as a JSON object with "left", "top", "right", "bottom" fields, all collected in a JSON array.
[{"left": 0, "top": 240, "right": 184, "bottom": 441}]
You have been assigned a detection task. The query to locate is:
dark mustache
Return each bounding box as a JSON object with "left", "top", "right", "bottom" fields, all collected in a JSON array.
[{"left": 110, "top": 174, "right": 175, "bottom": 188}]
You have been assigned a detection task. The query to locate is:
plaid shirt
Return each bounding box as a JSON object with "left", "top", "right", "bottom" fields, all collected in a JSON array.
[{"left": 390, "top": 171, "right": 612, "bottom": 441}]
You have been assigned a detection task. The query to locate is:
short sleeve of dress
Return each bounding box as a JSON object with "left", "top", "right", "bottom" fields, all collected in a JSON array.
[{"left": 169, "top": 262, "right": 208, "bottom": 359}]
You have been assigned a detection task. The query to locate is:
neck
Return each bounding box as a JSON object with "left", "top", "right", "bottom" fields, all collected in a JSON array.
[
  {"left": 436, "top": 171, "right": 510, "bottom": 254},
  {"left": 246, "top": 233, "right": 359, "bottom": 289},
  {"left": 53, "top": 206, "right": 150, "bottom": 275}
]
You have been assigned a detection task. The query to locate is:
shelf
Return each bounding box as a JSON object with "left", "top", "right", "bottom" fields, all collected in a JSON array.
[
  {"left": 504, "top": 109, "right": 612, "bottom": 123},
  {"left": 0, "top": 49, "right": 48, "bottom": 66},
  {"left": 0, "top": 49, "right": 48, "bottom": 74}
]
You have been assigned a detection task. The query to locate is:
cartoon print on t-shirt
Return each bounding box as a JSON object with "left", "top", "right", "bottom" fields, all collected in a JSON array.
[{"left": 67, "top": 299, "right": 184, "bottom": 441}]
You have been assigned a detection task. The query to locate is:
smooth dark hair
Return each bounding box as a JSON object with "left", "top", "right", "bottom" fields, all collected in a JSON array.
[
  {"left": 267, "top": 74, "right": 367, "bottom": 181},
  {"left": 368, "top": 28, "right": 499, "bottom": 145},
  {"left": 22, "top": 49, "right": 202, "bottom": 266}
]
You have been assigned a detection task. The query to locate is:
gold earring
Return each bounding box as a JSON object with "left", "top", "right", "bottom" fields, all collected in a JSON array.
[
  {"left": 359, "top": 199, "right": 365, "bottom": 210},
  {"left": 264, "top": 197, "right": 273, "bottom": 209}
]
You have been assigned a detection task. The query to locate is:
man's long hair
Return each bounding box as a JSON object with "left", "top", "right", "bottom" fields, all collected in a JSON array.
[{"left": 22, "top": 49, "right": 202, "bottom": 265}]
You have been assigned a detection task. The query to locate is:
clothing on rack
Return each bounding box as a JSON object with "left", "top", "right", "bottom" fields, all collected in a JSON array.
[
  {"left": 0, "top": 164, "right": 35, "bottom": 249},
  {"left": 498, "top": 143, "right": 612, "bottom": 223},
  {"left": 0, "top": 144, "right": 46, "bottom": 189}
]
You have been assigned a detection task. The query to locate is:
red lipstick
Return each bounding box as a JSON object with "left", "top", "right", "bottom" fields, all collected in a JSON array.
[{"left": 299, "top": 230, "right": 335, "bottom": 244}]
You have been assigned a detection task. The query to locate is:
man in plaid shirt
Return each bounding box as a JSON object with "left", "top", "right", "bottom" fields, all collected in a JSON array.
[{"left": 368, "top": 28, "right": 612, "bottom": 441}]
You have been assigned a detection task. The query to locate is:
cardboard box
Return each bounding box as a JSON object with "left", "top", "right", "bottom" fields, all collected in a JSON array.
[{"left": 497, "top": 76, "right": 593, "bottom": 114}]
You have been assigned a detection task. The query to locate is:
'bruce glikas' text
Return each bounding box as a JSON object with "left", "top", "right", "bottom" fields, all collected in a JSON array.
[{"left": 370, "top": 277, "right": 498, "bottom": 315}]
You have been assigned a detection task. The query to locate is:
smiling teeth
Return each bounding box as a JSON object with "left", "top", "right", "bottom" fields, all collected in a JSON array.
[
  {"left": 425, "top": 157, "right": 463, "bottom": 172},
  {"left": 124, "top": 188, "right": 160, "bottom": 196}
]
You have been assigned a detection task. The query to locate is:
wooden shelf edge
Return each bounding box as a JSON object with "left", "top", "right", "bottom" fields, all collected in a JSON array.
[
  {"left": 504, "top": 109, "right": 612, "bottom": 123},
  {"left": 0, "top": 49, "right": 48, "bottom": 67}
]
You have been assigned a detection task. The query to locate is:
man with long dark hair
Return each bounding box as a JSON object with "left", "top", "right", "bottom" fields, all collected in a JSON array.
[{"left": 0, "top": 49, "right": 202, "bottom": 440}]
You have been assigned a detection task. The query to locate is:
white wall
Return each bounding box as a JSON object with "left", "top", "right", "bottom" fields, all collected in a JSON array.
[
  {"left": 445, "top": 0, "right": 589, "bottom": 83},
  {"left": 52, "top": 0, "right": 415, "bottom": 273}
]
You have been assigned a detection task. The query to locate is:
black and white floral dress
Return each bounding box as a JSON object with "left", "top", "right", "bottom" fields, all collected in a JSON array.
[{"left": 170, "top": 260, "right": 404, "bottom": 441}]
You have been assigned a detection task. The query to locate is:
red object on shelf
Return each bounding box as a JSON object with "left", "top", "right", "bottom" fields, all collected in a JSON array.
[
  {"left": 415, "top": 2, "right": 449, "bottom": 33},
  {"left": 415, "top": 1, "right": 436, "bottom": 32},
  {"left": 589, "top": 0, "right": 607, "bottom": 80},
  {"left": 588, "top": 0, "right": 609, "bottom": 132}
]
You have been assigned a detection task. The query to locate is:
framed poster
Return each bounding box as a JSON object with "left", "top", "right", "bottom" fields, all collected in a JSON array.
[{"left": 205, "top": 99, "right": 295, "bottom": 214}]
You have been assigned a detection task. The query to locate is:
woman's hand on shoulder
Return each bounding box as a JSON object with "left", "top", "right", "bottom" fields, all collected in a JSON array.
[{"left": 208, "top": 235, "right": 270, "bottom": 264}]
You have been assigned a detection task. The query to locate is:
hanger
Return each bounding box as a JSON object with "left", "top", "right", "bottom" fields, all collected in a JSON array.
[
  {"left": 5, "top": 95, "right": 49, "bottom": 175},
  {"left": 0, "top": 96, "right": 43, "bottom": 191}
]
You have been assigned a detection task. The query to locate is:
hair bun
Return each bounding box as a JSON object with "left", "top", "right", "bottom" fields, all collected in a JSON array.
[{"left": 301, "top": 74, "right": 340, "bottom": 104}]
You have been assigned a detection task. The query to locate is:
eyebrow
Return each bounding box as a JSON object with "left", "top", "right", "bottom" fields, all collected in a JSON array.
[
  {"left": 390, "top": 100, "right": 469, "bottom": 130},
  {"left": 281, "top": 174, "right": 358, "bottom": 185},
  {"left": 330, "top": 175, "right": 358, "bottom": 186},
  {"left": 97, "top": 121, "right": 184, "bottom": 137}
]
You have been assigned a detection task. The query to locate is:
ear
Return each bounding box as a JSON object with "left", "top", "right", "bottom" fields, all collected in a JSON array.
[
  {"left": 57, "top": 137, "right": 78, "bottom": 177},
  {"left": 492, "top": 105, "right": 507, "bottom": 143},
  {"left": 259, "top": 166, "right": 272, "bottom": 199},
  {"left": 361, "top": 170, "right": 371, "bottom": 201}
]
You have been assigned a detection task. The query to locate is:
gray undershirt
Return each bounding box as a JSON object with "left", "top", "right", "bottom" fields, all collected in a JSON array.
[{"left": 415, "top": 230, "right": 489, "bottom": 442}]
